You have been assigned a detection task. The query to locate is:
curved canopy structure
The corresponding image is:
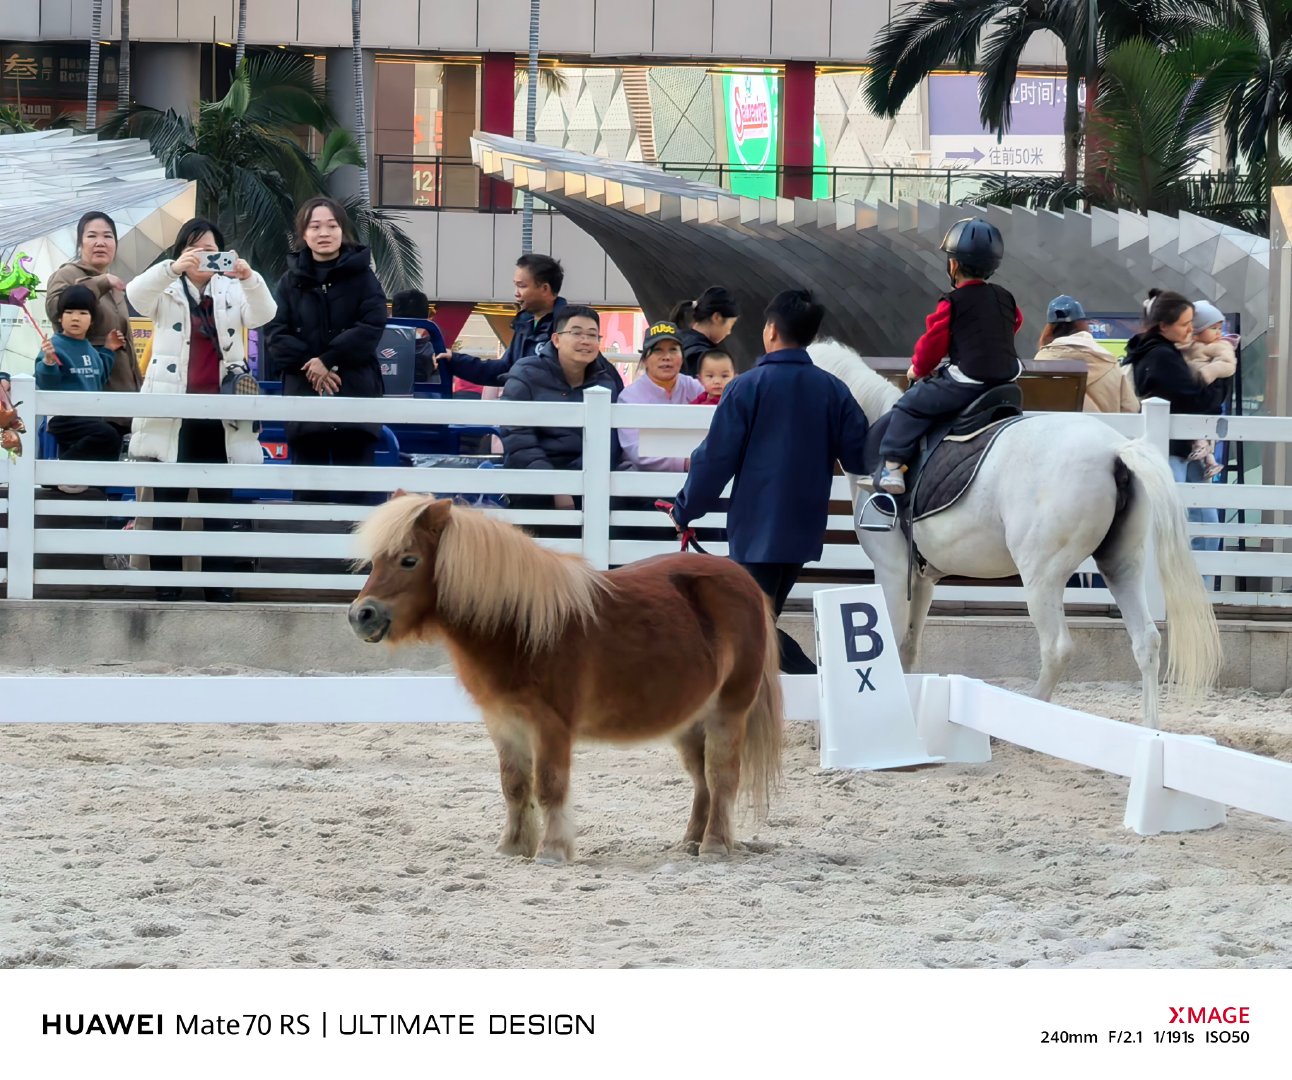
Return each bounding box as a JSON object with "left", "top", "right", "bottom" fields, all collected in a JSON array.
[{"left": 473, "top": 132, "right": 1269, "bottom": 367}]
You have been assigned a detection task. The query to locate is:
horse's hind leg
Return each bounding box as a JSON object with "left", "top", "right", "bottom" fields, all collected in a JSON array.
[
  {"left": 672, "top": 722, "right": 709, "bottom": 851},
  {"left": 485, "top": 716, "right": 539, "bottom": 858},
  {"left": 1020, "top": 573, "right": 1074, "bottom": 701},
  {"left": 1096, "top": 551, "right": 1162, "bottom": 729},
  {"left": 699, "top": 708, "right": 746, "bottom": 857}
]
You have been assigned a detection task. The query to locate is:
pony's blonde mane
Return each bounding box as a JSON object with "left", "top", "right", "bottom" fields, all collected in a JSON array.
[
  {"left": 356, "top": 495, "right": 608, "bottom": 652},
  {"left": 808, "top": 338, "right": 902, "bottom": 423}
]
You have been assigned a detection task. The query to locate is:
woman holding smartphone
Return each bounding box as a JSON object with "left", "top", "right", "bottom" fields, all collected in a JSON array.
[{"left": 126, "top": 217, "right": 277, "bottom": 601}]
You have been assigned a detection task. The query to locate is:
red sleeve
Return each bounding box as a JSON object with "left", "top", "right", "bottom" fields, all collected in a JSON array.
[
  {"left": 1015, "top": 306, "right": 1024, "bottom": 333},
  {"left": 911, "top": 299, "right": 952, "bottom": 378}
]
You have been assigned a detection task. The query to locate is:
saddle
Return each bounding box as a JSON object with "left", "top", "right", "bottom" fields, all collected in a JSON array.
[{"left": 857, "top": 384, "right": 1025, "bottom": 536}]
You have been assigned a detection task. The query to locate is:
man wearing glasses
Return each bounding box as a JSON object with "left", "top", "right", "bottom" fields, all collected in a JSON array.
[{"left": 501, "top": 305, "right": 623, "bottom": 509}]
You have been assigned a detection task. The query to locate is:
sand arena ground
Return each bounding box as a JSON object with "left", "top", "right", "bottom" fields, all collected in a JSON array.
[{"left": 2, "top": 669, "right": 1290, "bottom": 969}]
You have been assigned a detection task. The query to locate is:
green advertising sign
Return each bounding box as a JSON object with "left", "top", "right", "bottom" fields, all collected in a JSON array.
[{"left": 721, "top": 70, "right": 828, "bottom": 199}]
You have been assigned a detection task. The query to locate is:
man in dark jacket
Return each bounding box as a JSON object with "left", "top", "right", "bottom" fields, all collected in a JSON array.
[
  {"left": 447, "top": 253, "right": 566, "bottom": 387},
  {"left": 501, "top": 305, "right": 622, "bottom": 510},
  {"left": 672, "top": 289, "right": 870, "bottom": 673}
]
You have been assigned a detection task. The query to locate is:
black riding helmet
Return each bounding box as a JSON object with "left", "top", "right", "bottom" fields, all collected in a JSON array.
[{"left": 940, "top": 217, "right": 1005, "bottom": 280}]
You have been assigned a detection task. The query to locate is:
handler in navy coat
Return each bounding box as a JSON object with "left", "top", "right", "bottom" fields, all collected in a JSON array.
[{"left": 672, "top": 289, "right": 870, "bottom": 673}]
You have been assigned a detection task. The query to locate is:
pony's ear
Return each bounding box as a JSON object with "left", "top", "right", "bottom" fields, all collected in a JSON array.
[
  {"left": 390, "top": 488, "right": 409, "bottom": 501},
  {"left": 414, "top": 498, "right": 454, "bottom": 540}
]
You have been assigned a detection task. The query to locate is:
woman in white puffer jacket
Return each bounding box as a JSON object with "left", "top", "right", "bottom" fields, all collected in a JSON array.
[{"left": 125, "top": 218, "right": 277, "bottom": 601}]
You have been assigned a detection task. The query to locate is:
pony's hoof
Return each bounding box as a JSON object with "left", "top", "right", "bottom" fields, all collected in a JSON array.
[
  {"left": 534, "top": 848, "right": 569, "bottom": 866},
  {"left": 698, "top": 839, "right": 732, "bottom": 859},
  {"left": 496, "top": 839, "right": 532, "bottom": 857},
  {"left": 682, "top": 840, "right": 701, "bottom": 857}
]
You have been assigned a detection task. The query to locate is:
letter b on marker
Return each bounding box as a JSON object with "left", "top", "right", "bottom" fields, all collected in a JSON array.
[{"left": 841, "top": 602, "right": 883, "bottom": 663}]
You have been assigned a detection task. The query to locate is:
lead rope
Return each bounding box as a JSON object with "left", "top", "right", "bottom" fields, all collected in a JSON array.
[{"left": 654, "top": 500, "right": 710, "bottom": 555}]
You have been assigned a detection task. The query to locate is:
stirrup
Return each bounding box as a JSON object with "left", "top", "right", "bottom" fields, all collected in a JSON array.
[{"left": 856, "top": 492, "right": 898, "bottom": 532}]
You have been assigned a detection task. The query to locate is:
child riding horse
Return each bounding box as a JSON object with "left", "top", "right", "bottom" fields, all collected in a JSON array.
[{"left": 876, "top": 217, "right": 1023, "bottom": 495}]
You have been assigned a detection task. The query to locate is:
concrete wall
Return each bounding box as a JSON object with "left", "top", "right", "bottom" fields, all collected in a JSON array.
[
  {"left": 2, "top": 603, "right": 1289, "bottom": 691},
  {"left": 3, "top": 0, "right": 1065, "bottom": 66},
  {"left": 398, "top": 209, "right": 638, "bottom": 306}
]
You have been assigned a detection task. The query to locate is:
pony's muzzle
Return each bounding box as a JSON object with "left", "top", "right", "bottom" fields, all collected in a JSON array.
[{"left": 348, "top": 598, "right": 391, "bottom": 643}]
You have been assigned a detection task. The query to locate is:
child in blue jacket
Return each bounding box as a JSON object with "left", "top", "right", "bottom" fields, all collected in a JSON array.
[{"left": 37, "top": 283, "right": 125, "bottom": 469}]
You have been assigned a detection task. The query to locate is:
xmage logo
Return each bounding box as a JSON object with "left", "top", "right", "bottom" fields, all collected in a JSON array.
[{"left": 1168, "top": 1006, "right": 1250, "bottom": 1024}]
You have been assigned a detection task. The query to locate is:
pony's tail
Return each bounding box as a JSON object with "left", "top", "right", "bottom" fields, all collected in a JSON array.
[
  {"left": 742, "top": 599, "right": 785, "bottom": 819},
  {"left": 1117, "top": 439, "right": 1223, "bottom": 699}
]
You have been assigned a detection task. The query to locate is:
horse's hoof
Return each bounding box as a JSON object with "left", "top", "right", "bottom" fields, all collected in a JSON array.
[
  {"left": 682, "top": 840, "right": 701, "bottom": 857},
  {"left": 496, "top": 840, "right": 530, "bottom": 857},
  {"left": 534, "top": 848, "right": 568, "bottom": 866},
  {"left": 698, "top": 840, "right": 732, "bottom": 858}
]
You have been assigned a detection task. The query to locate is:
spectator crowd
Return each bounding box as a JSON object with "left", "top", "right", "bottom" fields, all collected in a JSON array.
[{"left": 3, "top": 205, "right": 1236, "bottom": 609}]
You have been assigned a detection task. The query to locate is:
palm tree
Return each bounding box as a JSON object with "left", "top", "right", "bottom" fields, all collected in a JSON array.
[
  {"left": 0, "top": 106, "right": 38, "bottom": 134},
  {"left": 351, "top": 0, "right": 372, "bottom": 208},
  {"left": 865, "top": 0, "right": 1201, "bottom": 184},
  {"left": 236, "top": 0, "right": 248, "bottom": 70},
  {"left": 100, "top": 53, "right": 421, "bottom": 290},
  {"left": 976, "top": 33, "right": 1283, "bottom": 232},
  {"left": 117, "top": 0, "right": 130, "bottom": 114},
  {"left": 1201, "top": 0, "right": 1292, "bottom": 176},
  {"left": 522, "top": 0, "right": 541, "bottom": 253},
  {"left": 86, "top": 0, "right": 103, "bottom": 130}
]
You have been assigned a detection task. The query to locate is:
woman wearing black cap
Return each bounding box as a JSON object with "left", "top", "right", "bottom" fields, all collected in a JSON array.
[{"left": 670, "top": 286, "right": 739, "bottom": 377}]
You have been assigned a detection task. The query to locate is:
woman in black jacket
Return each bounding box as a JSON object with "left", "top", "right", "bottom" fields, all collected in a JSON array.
[
  {"left": 264, "top": 196, "right": 387, "bottom": 487},
  {"left": 1123, "top": 289, "right": 1231, "bottom": 576},
  {"left": 670, "top": 286, "right": 739, "bottom": 376}
]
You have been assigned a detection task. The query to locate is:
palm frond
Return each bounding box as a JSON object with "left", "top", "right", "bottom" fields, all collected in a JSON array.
[
  {"left": 864, "top": 0, "right": 1005, "bottom": 116},
  {"left": 343, "top": 199, "right": 423, "bottom": 295}
]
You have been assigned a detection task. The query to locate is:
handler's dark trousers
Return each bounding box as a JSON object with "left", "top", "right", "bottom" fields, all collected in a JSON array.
[
  {"left": 879, "top": 368, "right": 998, "bottom": 464},
  {"left": 740, "top": 561, "right": 817, "bottom": 675}
]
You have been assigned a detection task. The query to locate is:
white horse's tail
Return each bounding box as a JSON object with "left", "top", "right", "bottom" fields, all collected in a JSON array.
[{"left": 1116, "top": 439, "right": 1223, "bottom": 698}]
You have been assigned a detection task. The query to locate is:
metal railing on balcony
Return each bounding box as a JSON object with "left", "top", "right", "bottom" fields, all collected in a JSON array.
[{"left": 375, "top": 154, "right": 1060, "bottom": 211}]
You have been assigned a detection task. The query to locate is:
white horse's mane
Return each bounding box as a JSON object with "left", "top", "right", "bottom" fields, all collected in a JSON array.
[{"left": 808, "top": 339, "right": 902, "bottom": 423}]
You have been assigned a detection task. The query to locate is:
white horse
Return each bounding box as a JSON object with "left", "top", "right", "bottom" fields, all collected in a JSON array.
[{"left": 809, "top": 340, "right": 1222, "bottom": 728}]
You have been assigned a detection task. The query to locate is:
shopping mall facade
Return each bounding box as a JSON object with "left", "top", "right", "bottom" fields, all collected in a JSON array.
[{"left": 2, "top": 0, "right": 1072, "bottom": 344}]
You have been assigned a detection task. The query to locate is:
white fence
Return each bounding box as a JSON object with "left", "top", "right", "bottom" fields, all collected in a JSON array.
[{"left": 1, "top": 375, "right": 1289, "bottom": 607}]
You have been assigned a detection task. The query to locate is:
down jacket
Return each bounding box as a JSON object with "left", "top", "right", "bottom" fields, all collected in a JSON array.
[
  {"left": 1035, "top": 331, "right": 1140, "bottom": 414},
  {"left": 263, "top": 245, "right": 387, "bottom": 440},
  {"left": 500, "top": 350, "right": 623, "bottom": 470},
  {"left": 125, "top": 261, "right": 277, "bottom": 464}
]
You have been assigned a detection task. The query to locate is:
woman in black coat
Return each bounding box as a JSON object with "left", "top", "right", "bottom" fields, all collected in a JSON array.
[
  {"left": 1123, "top": 288, "right": 1231, "bottom": 580},
  {"left": 264, "top": 196, "right": 388, "bottom": 479},
  {"left": 670, "top": 286, "right": 740, "bottom": 376}
]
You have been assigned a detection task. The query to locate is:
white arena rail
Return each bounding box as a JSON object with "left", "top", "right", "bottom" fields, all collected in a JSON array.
[{"left": 0, "top": 375, "right": 1288, "bottom": 608}]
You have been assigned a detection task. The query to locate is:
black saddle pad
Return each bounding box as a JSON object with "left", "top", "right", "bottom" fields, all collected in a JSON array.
[{"left": 911, "top": 415, "right": 1028, "bottom": 520}]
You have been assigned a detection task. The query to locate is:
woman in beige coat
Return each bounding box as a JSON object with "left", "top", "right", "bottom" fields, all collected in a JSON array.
[
  {"left": 1034, "top": 294, "right": 1139, "bottom": 414},
  {"left": 44, "top": 212, "right": 144, "bottom": 426}
]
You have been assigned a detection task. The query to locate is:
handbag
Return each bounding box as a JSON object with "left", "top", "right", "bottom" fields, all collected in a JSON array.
[{"left": 221, "top": 363, "right": 260, "bottom": 396}]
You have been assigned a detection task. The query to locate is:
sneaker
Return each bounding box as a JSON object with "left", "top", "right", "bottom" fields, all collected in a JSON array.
[
  {"left": 877, "top": 466, "right": 906, "bottom": 495},
  {"left": 57, "top": 484, "right": 87, "bottom": 494}
]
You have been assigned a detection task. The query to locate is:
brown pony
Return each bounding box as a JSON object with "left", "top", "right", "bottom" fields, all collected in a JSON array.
[{"left": 348, "top": 493, "right": 783, "bottom": 865}]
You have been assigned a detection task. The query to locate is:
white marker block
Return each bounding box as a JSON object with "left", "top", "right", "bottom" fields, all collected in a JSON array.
[
  {"left": 813, "top": 584, "right": 942, "bottom": 769},
  {"left": 1124, "top": 733, "right": 1227, "bottom": 836}
]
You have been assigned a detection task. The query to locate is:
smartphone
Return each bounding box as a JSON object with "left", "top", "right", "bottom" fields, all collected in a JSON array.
[{"left": 202, "top": 251, "right": 237, "bottom": 273}]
